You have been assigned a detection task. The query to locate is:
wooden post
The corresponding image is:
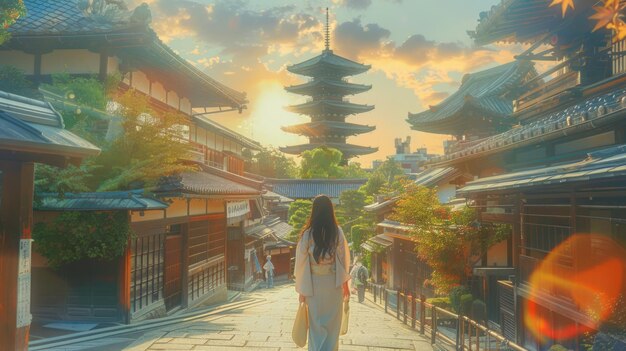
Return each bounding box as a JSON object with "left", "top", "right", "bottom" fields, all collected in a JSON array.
[
  {"left": 458, "top": 315, "right": 465, "bottom": 351},
  {"left": 458, "top": 314, "right": 464, "bottom": 351},
  {"left": 403, "top": 293, "right": 408, "bottom": 324},
  {"left": 384, "top": 289, "right": 388, "bottom": 313},
  {"left": 474, "top": 325, "right": 480, "bottom": 351},
  {"left": 431, "top": 305, "right": 437, "bottom": 344},
  {"left": 411, "top": 295, "right": 417, "bottom": 329},
  {"left": 0, "top": 161, "right": 35, "bottom": 351},
  {"left": 396, "top": 290, "right": 401, "bottom": 320},
  {"left": 373, "top": 285, "right": 377, "bottom": 303},
  {"left": 420, "top": 295, "right": 426, "bottom": 335}
]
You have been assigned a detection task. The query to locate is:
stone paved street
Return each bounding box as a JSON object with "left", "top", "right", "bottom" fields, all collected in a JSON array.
[{"left": 120, "top": 284, "right": 433, "bottom": 351}]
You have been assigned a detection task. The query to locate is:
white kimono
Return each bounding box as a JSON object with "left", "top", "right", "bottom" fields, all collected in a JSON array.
[
  {"left": 295, "top": 226, "right": 351, "bottom": 297},
  {"left": 295, "top": 226, "right": 351, "bottom": 351}
]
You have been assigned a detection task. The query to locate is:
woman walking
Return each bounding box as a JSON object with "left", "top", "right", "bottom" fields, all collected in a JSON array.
[{"left": 295, "top": 195, "right": 351, "bottom": 351}]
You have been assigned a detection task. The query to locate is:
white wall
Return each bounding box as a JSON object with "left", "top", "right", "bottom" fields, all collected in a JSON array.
[
  {"left": 41, "top": 49, "right": 100, "bottom": 75},
  {"left": 0, "top": 50, "right": 34, "bottom": 74}
]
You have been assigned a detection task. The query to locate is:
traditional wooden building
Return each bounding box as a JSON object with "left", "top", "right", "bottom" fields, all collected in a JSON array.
[
  {"left": 266, "top": 178, "right": 367, "bottom": 203},
  {"left": 362, "top": 167, "right": 469, "bottom": 297},
  {"left": 0, "top": 91, "right": 99, "bottom": 350},
  {"left": 408, "top": 61, "right": 538, "bottom": 154},
  {"left": 281, "top": 9, "right": 377, "bottom": 160},
  {"left": 420, "top": 1, "right": 626, "bottom": 349},
  {"left": 2, "top": 0, "right": 270, "bottom": 326}
]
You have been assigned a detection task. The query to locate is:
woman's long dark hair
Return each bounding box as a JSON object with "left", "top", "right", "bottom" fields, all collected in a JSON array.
[{"left": 301, "top": 195, "right": 339, "bottom": 263}]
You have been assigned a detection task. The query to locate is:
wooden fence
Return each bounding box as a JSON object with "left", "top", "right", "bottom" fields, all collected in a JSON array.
[{"left": 369, "top": 283, "right": 527, "bottom": 351}]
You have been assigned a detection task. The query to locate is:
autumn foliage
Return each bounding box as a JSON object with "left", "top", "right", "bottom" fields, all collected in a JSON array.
[{"left": 391, "top": 180, "right": 508, "bottom": 295}]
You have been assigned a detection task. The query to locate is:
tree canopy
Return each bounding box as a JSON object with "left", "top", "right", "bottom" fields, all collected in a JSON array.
[
  {"left": 391, "top": 181, "right": 508, "bottom": 295},
  {"left": 245, "top": 147, "right": 298, "bottom": 178},
  {"left": 287, "top": 199, "right": 312, "bottom": 241},
  {"left": 299, "top": 147, "right": 368, "bottom": 179},
  {"left": 0, "top": 0, "right": 25, "bottom": 45},
  {"left": 360, "top": 158, "right": 405, "bottom": 197}
]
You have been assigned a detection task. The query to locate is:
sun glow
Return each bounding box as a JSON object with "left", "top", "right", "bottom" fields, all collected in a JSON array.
[{"left": 247, "top": 80, "right": 306, "bottom": 148}]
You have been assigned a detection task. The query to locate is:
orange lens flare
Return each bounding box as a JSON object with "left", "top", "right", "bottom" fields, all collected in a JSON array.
[{"left": 525, "top": 234, "right": 626, "bottom": 341}]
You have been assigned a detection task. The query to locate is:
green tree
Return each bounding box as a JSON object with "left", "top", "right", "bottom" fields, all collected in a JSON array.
[
  {"left": 0, "top": 65, "right": 37, "bottom": 97},
  {"left": 92, "top": 89, "right": 194, "bottom": 191},
  {"left": 287, "top": 199, "right": 312, "bottom": 241},
  {"left": 299, "top": 147, "right": 344, "bottom": 179},
  {"left": 361, "top": 158, "right": 405, "bottom": 197},
  {"left": 336, "top": 189, "right": 372, "bottom": 235},
  {"left": 246, "top": 147, "right": 298, "bottom": 178},
  {"left": 391, "top": 181, "right": 508, "bottom": 295},
  {"left": 0, "top": 0, "right": 25, "bottom": 45}
]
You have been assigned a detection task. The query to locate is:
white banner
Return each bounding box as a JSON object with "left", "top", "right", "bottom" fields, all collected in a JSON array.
[
  {"left": 17, "top": 239, "right": 33, "bottom": 328},
  {"left": 227, "top": 201, "right": 250, "bottom": 219}
]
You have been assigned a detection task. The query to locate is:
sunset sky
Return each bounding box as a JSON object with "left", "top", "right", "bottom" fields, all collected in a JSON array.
[{"left": 133, "top": 0, "right": 526, "bottom": 166}]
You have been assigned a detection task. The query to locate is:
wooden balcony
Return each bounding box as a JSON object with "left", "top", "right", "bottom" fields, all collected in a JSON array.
[{"left": 186, "top": 142, "right": 245, "bottom": 176}]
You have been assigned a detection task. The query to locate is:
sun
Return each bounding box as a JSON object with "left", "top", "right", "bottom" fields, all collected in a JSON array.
[{"left": 247, "top": 80, "right": 306, "bottom": 148}]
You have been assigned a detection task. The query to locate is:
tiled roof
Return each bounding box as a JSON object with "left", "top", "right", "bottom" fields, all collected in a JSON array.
[
  {"left": 286, "top": 99, "right": 374, "bottom": 115},
  {"left": 288, "top": 50, "right": 370, "bottom": 77},
  {"left": 8, "top": 1, "right": 247, "bottom": 110},
  {"left": 157, "top": 165, "right": 263, "bottom": 197},
  {"left": 9, "top": 0, "right": 134, "bottom": 34},
  {"left": 364, "top": 196, "right": 399, "bottom": 213},
  {"left": 429, "top": 85, "right": 626, "bottom": 166},
  {"left": 468, "top": 0, "right": 591, "bottom": 45},
  {"left": 35, "top": 190, "right": 167, "bottom": 211},
  {"left": 413, "top": 167, "right": 460, "bottom": 187},
  {"left": 285, "top": 79, "right": 371, "bottom": 96},
  {"left": 193, "top": 116, "right": 261, "bottom": 150},
  {"left": 266, "top": 178, "right": 367, "bottom": 199},
  {"left": 0, "top": 90, "right": 100, "bottom": 160},
  {"left": 281, "top": 121, "right": 375, "bottom": 137},
  {"left": 408, "top": 61, "right": 536, "bottom": 134},
  {"left": 263, "top": 216, "right": 294, "bottom": 241},
  {"left": 262, "top": 190, "right": 294, "bottom": 203},
  {"left": 459, "top": 145, "right": 626, "bottom": 195},
  {"left": 280, "top": 142, "right": 378, "bottom": 157}
]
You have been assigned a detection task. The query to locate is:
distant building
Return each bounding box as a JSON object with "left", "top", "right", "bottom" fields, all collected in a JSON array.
[
  {"left": 265, "top": 178, "right": 367, "bottom": 204},
  {"left": 372, "top": 137, "right": 435, "bottom": 173},
  {"left": 407, "top": 61, "right": 538, "bottom": 155},
  {"left": 280, "top": 9, "right": 377, "bottom": 160}
]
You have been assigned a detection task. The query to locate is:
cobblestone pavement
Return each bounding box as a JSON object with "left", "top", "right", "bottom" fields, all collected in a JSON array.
[{"left": 122, "top": 284, "right": 433, "bottom": 351}]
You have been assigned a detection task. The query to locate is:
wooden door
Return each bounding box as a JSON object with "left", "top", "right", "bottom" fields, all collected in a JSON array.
[{"left": 164, "top": 235, "right": 182, "bottom": 311}]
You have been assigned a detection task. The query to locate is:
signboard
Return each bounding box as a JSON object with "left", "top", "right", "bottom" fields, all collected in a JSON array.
[
  {"left": 16, "top": 239, "right": 33, "bottom": 328},
  {"left": 226, "top": 201, "right": 250, "bottom": 219}
]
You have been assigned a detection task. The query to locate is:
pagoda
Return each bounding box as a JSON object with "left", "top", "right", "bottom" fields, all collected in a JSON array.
[{"left": 280, "top": 9, "right": 378, "bottom": 160}]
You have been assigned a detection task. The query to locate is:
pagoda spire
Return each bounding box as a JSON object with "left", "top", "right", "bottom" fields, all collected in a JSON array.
[
  {"left": 325, "top": 7, "right": 330, "bottom": 51},
  {"left": 281, "top": 8, "right": 377, "bottom": 160}
]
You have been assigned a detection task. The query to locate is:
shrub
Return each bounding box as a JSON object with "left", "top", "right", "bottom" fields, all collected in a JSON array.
[
  {"left": 460, "top": 294, "right": 474, "bottom": 316},
  {"left": 427, "top": 297, "right": 452, "bottom": 310},
  {"left": 449, "top": 285, "right": 471, "bottom": 314}
]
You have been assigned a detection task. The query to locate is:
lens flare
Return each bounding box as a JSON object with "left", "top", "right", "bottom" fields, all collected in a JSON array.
[{"left": 525, "top": 234, "right": 626, "bottom": 340}]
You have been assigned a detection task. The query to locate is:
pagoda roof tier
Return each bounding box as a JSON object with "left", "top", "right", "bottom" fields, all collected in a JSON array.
[
  {"left": 287, "top": 100, "right": 374, "bottom": 116},
  {"left": 285, "top": 79, "right": 371, "bottom": 96},
  {"left": 280, "top": 143, "right": 378, "bottom": 157},
  {"left": 287, "top": 50, "right": 371, "bottom": 78},
  {"left": 469, "top": 0, "right": 595, "bottom": 45},
  {"left": 407, "top": 61, "right": 537, "bottom": 135},
  {"left": 281, "top": 121, "right": 375, "bottom": 137}
]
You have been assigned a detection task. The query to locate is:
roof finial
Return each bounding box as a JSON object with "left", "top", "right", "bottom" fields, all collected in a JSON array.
[{"left": 325, "top": 7, "right": 330, "bottom": 51}]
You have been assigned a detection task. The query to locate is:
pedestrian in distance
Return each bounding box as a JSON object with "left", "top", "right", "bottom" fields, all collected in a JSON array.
[
  {"left": 354, "top": 261, "right": 368, "bottom": 303},
  {"left": 349, "top": 256, "right": 361, "bottom": 295},
  {"left": 264, "top": 255, "right": 275, "bottom": 288},
  {"left": 295, "top": 195, "right": 351, "bottom": 351}
]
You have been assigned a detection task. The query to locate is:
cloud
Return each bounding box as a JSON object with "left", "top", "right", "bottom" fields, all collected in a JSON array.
[
  {"left": 332, "top": 0, "right": 372, "bottom": 10},
  {"left": 331, "top": 19, "right": 520, "bottom": 106}
]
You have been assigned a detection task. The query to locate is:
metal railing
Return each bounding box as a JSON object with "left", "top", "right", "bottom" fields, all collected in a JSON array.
[{"left": 368, "top": 283, "right": 527, "bottom": 351}]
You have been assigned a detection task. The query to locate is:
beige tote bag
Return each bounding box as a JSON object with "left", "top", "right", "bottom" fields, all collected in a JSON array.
[
  {"left": 340, "top": 298, "right": 350, "bottom": 335},
  {"left": 292, "top": 302, "right": 309, "bottom": 347}
]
